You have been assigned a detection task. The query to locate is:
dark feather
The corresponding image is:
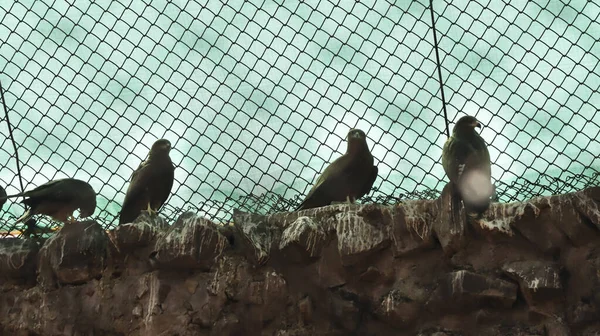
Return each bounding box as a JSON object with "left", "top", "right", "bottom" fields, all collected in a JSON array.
[
  {"left": 296, "top": 129, "right": 378, "bottom": 211},
  {"left": 11, "top": 178, "right": 96, "bottom": 224},
  {"left": 442, "top": 116, "right": 493, "bottom": 215},
  {"left": 119, "top": 139, "right": 175, "bottom": 224},
  {"left": 0, "top": 185, "right": 6, "bottom": 209}
]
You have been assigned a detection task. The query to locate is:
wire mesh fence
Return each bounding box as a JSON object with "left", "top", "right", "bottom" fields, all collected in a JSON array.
[{"left": 0, "top": 0, "right": 598, "bottom": 237}]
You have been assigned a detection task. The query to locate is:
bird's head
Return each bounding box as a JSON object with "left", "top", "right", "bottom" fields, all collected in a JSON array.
[
  {"left": 150, "top": 139, "right": 172, "bottom": 155},
  {"left": 77, "top": 181, "right": 97, "bottom": 218},
  {"left": 453, "top": 115, "right": 482, "bottom": 135},
  {"left": 346, "top": 129, "right": 369, "bottom": 153},
  {"left": 79, "top": 192, "right": 97, "bottom": 218}
]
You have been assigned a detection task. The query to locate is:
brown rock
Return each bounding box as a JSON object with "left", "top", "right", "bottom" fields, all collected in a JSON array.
[
  {"left": 545, "top": 320, "right": 571, "bottom": 336},
  {"left": 233, "top": 209, "right": 277, "bottom": 265},
  {"left": 504, "top": 260, "right": 563, "bottom": 317},
  {"left": 110, "top": 212, "right": 169, "bottom": 252},
  {"left": 152, "top": 212, "right": 228, "bottom": 270},
  {"left": 0, "top": 238, "right": 38, "bottom": 285},
  {"left": 476, "top": 202, "right": 517, "bottom": 236},
  {"left": 3, "top": 190, "right": 600, "bottom": 335},
  {"left": 210, "top": 313, "right": 242, "bottom": 336},
  {"left": 375, "top": 288, "right": 421, "bottom": 328},
  {"left": 512, "top": 201, "right": 568, "bottom": 254},
  {"left": 298, "top": 296, "right": 313, "bottom": 324},
  {"left": 417, "top": 328, "right": 463, "bottom": 336},
  {"left": 546, "top": 195, "right": 598, "bottom": 246},
  {"left": 330, "top": 294, "right": 360, "bottom": 331},
  {"left": 491, "top": 324, "right": 546, "bottom": 336},
  {"left": 261, "top": 270, "right": 288, "bottom": 321},
  {"left": 503, "top": 260, "right": 562, "bottom": 299},
  {"left": 278, "top": 215, "right": 329, "bottom": 263},
  {"left": 391, "top": 200, "right": 436, "bottom": 256},
  {"left": 189, "top": 286, "right": 225, "bottom": 327},
  {"left": 328, "top": 204, "right": 391, "bottom": 266},
  {"left": 579, "top": 324, "right": 600, "bottom": 336},
  {"left": 37, "top": 221, "right": 108, "bottom": 290},
  {"left": 315, "top": 241, "right": 347, "bottom": 289},
  {"left": 359, "top": 266, "right": 391, "bottom": 284},
  {"left": 439, "top": 270, "right": 517, "bottom": 310},
  {"left": 572, "top": 187, "right": 600, "bottom": 228}
]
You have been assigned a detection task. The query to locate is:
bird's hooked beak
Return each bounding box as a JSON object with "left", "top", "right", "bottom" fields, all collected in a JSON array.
[
  {"left": 472, "top": 120, "right": 482, "bottom": 129},
  {"left": 163, "top": 142, "right": 172, "bottom": 151}
]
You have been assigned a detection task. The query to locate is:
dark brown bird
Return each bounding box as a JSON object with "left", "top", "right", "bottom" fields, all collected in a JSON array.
[
  {"left": 119, "top": 139, "right": 175, "bottom": 224},
  {"left": 3, "top": 178, "right": 97, "bottom": 225},
  {"left": 296, "top": 129, "right": 378, "bottom": 211},
  {"left": 442, "top": 115, "right": 493, "bottom": 216},
  {"left": 0, "top": 184, "right": 6, "bottom": 209}
]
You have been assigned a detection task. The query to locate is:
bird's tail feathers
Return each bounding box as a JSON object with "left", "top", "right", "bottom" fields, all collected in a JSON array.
[{"left": 0, "top": 192, "right": 27, "bottom": 201}]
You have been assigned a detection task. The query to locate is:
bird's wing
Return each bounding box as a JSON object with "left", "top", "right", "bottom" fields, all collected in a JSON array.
[
  {"left": 20, "top": 179, "right": 72, "bottom": 201},
  {"left": 442, "top": 136, "right": 478, "bottom": 184},
  {"left": 0, "top": 185, "right": 6, "bottom": 208},
  {"left": 121, "top": 160, "right": 152, "bottom": 210},
  {"left": 296, "top": 155, "right": 354, "bottom": 210},
  {"left": 359, "top": 165, "right": 378, "bottom": 197},
  {"left": 477, "top": 137, "right": 492, "bottom": 178},
  {"left": 152, "top": 161, "right": 175, "bottom": 211},
  {"left": 120, "top": 158, "right": 174, "bottom": 223}
]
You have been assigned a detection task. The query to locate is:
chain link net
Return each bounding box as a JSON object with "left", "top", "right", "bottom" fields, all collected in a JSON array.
[{"left": 0, "top": 0, "right": 598, "bottom": 237}]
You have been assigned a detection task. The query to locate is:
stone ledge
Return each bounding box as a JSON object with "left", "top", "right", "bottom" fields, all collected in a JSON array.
[{"left": 0, "top": 187, "right": 598, "bottom": 335}]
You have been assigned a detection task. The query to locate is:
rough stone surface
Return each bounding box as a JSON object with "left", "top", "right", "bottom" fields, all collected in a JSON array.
[
  {"left": 2, "top": 188, "right": 600, "bottom": 335},
  {"left": 110, "top": 210, "right": 169, "bottom": 252},
  {"left": 0, "top": 238, "right": 38, "bottom": 286},
  {"left": 391, "top": 200, "right": 436, "bottom": 256},
  {"left": 503, "top": 261, "right": 562, "bottom": 299},
  {"left": 152, "top": 212, "right": 229, "bottom": 270},
  {"left": 437, "top": 270, "right": 518, "bottom": 309},
  {"left": 278, "top": 215, "right": 329, "bottom": 263},
  {"left": 37, "top": 220, "right": 108, "bottom": 290}
]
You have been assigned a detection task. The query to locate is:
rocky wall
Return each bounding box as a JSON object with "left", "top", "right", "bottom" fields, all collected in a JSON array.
[{"left": 1, "top": 187, "right": 600, "bottom": 335}]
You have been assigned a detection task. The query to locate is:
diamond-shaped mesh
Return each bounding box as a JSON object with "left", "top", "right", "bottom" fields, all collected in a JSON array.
[{"left": 0, "top": 0, "right": 598, "bottom": 237}]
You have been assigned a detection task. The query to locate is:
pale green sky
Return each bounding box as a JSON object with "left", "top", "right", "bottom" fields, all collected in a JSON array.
[{"left": 0, "top": 0, "right": 598, "bottom": 228}]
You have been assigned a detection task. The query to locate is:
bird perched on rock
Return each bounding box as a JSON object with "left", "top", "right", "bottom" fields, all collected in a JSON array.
[
  {"left": 2, "top": 178, "right": 97, "bottom": 225},
  {"left": 442, "top": 115, "right": 494, "bottom": 216},
  {"left": 296, "top": 129, "right": 378, "bottom": 211},
  {"left": 119, "top": 139, "right": 175, "bottom": 224},
  {"left": 0, "top": 184, "right": 6, "bottom": 209}
]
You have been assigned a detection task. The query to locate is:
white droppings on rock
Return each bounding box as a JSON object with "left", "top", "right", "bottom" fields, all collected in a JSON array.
[
  {"left": 0, "top": 239, "right": 33, "bottom": 271},
  {"left": 279, "top": 216, "right": 326, "bottom": 256},
  {"left": 132, "top": 305, "right": 143, "bottom": 317},
  {"left": 530, "top": 278, "right": 540, "bottom": 292},
  {"left": 573, "top": 191, "right": 600, "bottom": 225},
  {"left": 264, "top": 270, "right": 286, "bottom": 293},
  {"left": 451, "top": 270, "right": 466, "bottom": 294},
  {"left": 241, "top": 219, "right": 272, "bottom": 264},
  {"left": 401, "top": 201, "right": 431, "bottom": 240},
  {"left": 478, "top": 218, "right": 513, "bottom": 235},
  {"left": 383, "top": 293, "right": 394, "bottom": 313},
  {"left": 155, "top": 213, "right": 228, "bottom": 266},
  {"left": 504, "top": 262, "right": 561, "bottom": 292},
  {"left": 143, "top": 273, "right": 159, "bottom": 332},
  {"left": 333, "top": 205, "right": 386, "bottom": 257},
  {"left": 479, "top": 201, "right": 542, "bottom": 235}
]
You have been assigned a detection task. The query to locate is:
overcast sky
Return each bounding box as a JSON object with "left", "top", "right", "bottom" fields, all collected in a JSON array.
[{"left": 0, "top": 0, "right": 598, "bottom": 227}]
